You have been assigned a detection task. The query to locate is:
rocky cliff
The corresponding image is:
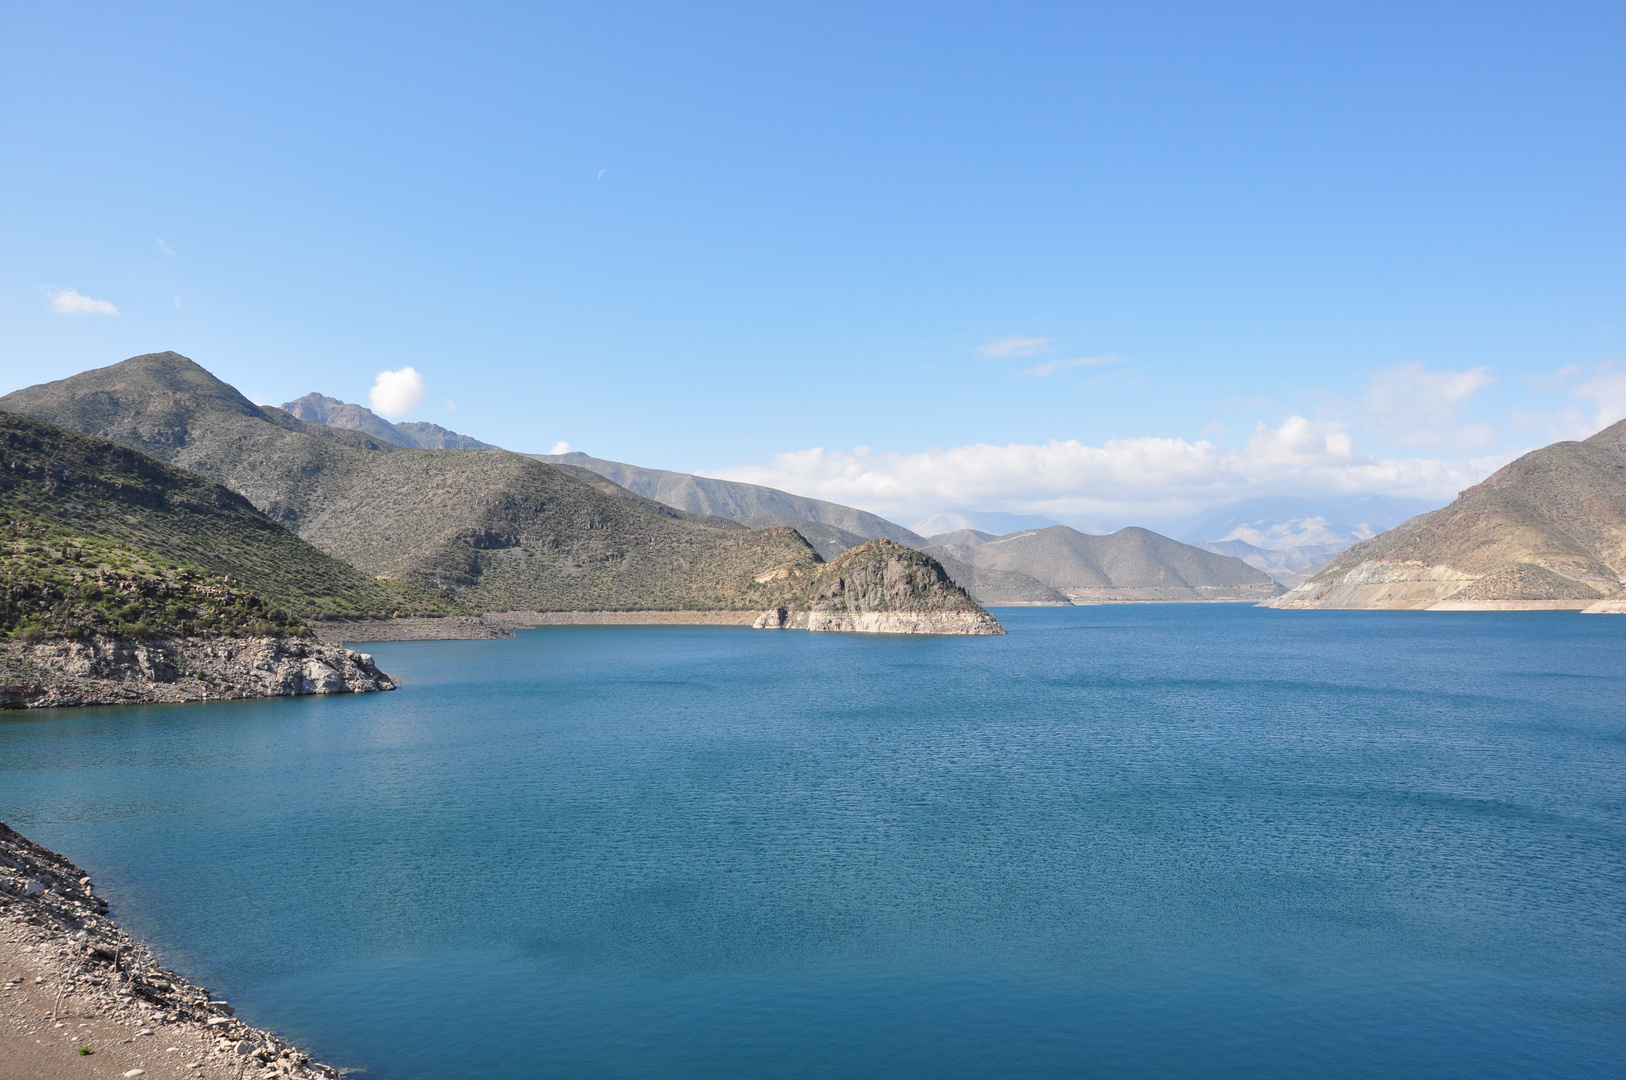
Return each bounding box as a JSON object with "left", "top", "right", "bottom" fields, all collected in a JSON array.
[
  {"left": 753, "top": 539, "right": 1005, "bottom": 635},
  {"left": 1268, "top": 419, "right": 1626, "bottom": 610},
  {"left": 0, "top": 636, "right": 394, "bottom": 709}
]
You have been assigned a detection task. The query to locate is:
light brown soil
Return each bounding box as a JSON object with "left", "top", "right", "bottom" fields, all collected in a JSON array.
[{"left": 0, "top": 823, "right": 336, "bottom": 1080}]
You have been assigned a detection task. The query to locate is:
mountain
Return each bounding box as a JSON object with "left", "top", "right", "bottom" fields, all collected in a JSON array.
[
  {"left": 0, "top": 354, "right": 826, "bottom": 613},
  {"left": 930, "top": 525, "right": 1283, "bottom": 603},
  {"left": 281, "top": 392, "right": 495, "bottom": 449},
  {"left": 1170, "top": 496, "right": 1442, "bottom": 583},
  {"left": 531, "top": 452, "right": 1074, "bottom": 604},
  {"left": 0, "top": 411, "right": 443, "bottom": 637},
  {"left": 533, "top": 451, "right": 927, "bottom": 545},
  {"left": 1269, "top": 422, "right": 1626, "bottom": 610},
  {"left": 1191, "top": 538, "right": 1347, "bottom": 585},
  {"left": 911, "top": 510, "right": 1059, "bottom": 536}
]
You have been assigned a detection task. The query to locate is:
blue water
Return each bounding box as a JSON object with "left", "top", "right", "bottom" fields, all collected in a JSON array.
[{"left": 2, "top": 606, "right": 1623, "bottom": 1078}]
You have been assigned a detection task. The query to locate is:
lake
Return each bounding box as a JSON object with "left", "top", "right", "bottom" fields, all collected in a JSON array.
[{"left": 1, "top": 606, "right": 1622, "bottom": 1078}]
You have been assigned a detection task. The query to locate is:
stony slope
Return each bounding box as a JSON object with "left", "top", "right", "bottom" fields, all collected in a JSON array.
[
  {"left": 533, "top": 451, "right": 928, "bottom": 545},
  {"left": 948, "top": 525, "right": 1282, "bottom": 603},
  {"left": 1, "top": 354, "right": 824, "bottom": 612},
  {"left": 1268, "top": 420, "right": 1626, "bottom": 610},
  {"left": 755, "top": 539, "right": 1005, "bottom": 634},
  {"left": 0, "top": 411, "right": 441, "bottom": 627},
  {"left": 282, "top": 392, "right": 495, "bottom": 449}
]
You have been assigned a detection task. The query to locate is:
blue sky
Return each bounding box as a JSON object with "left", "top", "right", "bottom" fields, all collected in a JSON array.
[{"left": 3, "top": 1, "right": 1622, "bottom": 524}]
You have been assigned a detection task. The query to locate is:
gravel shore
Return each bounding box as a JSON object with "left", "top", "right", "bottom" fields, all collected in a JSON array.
[{"left": 1, "top": 822, "right": 339, "bottom": 1079}]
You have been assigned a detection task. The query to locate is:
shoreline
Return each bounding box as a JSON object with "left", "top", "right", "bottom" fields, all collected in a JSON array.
[
  {"left": 0, "top": 821, "right": 339, "bottom": 1079},
  {"left": 0, "top": 636, "right": 395, "bottom": 711}
]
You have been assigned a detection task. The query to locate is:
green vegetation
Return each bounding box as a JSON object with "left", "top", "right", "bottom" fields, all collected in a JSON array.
[
  {"left": 0, "top": 409, "right": 461, "bottom": 624},
  {"left": 2, "top": 516, "right": 305, "bottom": 639}
]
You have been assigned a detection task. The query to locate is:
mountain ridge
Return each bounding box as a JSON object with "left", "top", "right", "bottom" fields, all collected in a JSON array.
[{"left": 1269, "top": 420, "right": 1626, "bottom": 609}]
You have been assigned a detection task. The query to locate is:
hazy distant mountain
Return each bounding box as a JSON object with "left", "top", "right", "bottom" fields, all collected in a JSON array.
[
  {"left": 0, "top": 353, "right": 827, "bottom": 613},
  {"left": 1270, "top": 422, "right": 1626, "bottom": 610},
  {"left": 533, "top": 451, "right": 927, "bottom": 545},
  {"left": 926, "top": 525, "right": 1282, "bottom": 603},
  {"left": 1170, "top": 495, "right": 1442, "bottom": 582},
  {"left": 912, "top": 510, "right": 1059, "bottom": 537},
  {"left": 281, "top": 392, "right": 495, "bottom": 450}
]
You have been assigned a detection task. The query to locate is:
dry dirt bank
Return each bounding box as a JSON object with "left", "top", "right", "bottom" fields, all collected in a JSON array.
[{"left": 0, "top": 822, "right": 339, "bottom": 1080}]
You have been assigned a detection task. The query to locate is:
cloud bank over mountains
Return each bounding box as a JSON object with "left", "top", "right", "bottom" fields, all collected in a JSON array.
[{"left": 708, "top": 414, "right": 1506, "bottom": 525}]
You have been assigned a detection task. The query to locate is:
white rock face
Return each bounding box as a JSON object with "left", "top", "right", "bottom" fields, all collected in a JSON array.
[
  {"left": 1266, "top": 561, "right": 1476, "bottom": 610},
  {"left": 755, "top": 609, "right": 1004, "bottom": 635},
  {"left": 0, "top": 636, "right": 396, "bottom": 710}
]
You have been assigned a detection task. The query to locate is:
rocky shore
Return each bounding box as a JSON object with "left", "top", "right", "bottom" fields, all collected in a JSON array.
[
  {"left": 0, "top": 821, "right": 338, "bottom": 1079},
  {"left": 0, "top": 637, "right": 395, "bottom": 710}
]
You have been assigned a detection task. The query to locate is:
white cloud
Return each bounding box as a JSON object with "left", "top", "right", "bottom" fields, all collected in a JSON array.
[
  {"left": 706, "top": 416, "right": 1502, "bottom": 522},
  {"left": 369, "top": 367, "right": 426, "bottom": 417},
  {"left": 43, "top": 286, "right": 118, "bottom": 316},
  {"left": 1364, "top": 361, "right": 1496, "bottom": 447},
  {"left": 549, "top": 441, "right": 571, "bottom": 455},
  {"left": 157, "top": 238, "right": 178, "bottom": 257},
  {"left": 1569, "top": 363, "right": 1626, "bottom": 435},
  {"left": 976, "top": 336, "right": 1052, "bottom": 359},
  {"left": 1019, "top": 354, "right": 1125, "bottom": 377}
]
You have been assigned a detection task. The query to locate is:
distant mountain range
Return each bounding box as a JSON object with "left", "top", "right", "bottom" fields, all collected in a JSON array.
[
  {"left": 1170, "top": 495, "right": 1442, "bottom": 584},
  {"left": 909, "top": 510, "right": 1060, "bottom": 536},
  {"left": 0, "top": 351, "right": 1297, "bottom": 616},
  {"left": 281, "top": 393, "right": 495, "bottom": 449},
  {"left": 922, "top": 526, "right": 1282, "bottom": 604},
  {"left": 1269, "top": 422, "right": 1626, "bottom": 610}
]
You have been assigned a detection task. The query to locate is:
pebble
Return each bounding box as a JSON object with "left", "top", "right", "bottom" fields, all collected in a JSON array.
[
  {"left": 123, "top": 1071, "right": 146, "bottom": 1078},
  {"left": 138, "top": 1026, "right": 154, "bottom": 1035}
]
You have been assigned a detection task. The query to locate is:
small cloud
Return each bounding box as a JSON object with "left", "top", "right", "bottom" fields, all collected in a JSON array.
[
  {"left": 157, "top": 238, "right": 178, "bottom": 257},
  {"left": 1364, "top": 361, "right": 1496, "bottom": 447},
  {"left": 444, "top": 398, "right": 457, "bottom": 411},
  {"left": 597, "top": 169, "right": 607, "bottom": 179},
  {"left": 977, "top": 336, "right": 1052, "bottom": 359},
  {"left": 1019, "top": 354, "right": 1125, "bottom": 377},
  {"left": 549, "top": 441, "right": 571, "bottom": 455},
  {"left": 42, "top": 286, "right": 118, "bottom": 316},
  {"left": 369, "top": 367, "right": 426, "bottom": 417},
  {"left": 173, "top": 295, "right": 182, "bottom": 308}
]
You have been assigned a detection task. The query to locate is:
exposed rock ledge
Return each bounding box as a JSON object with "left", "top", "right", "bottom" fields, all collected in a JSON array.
[
  {"left": 1264, "top": 559, "right": 1612, "bottom": 611},
  {"left": 1, "top": 820, "right": 340, "bottom": 1078},
  {"left": 753, "top": 607, "right": 1005, "bottom": 635},
  {"left": 0, "top": 636, "right": 395, "bottom": 710}
]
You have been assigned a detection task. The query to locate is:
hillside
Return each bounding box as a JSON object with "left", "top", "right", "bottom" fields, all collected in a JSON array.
[
  {"left": 930, "top": 525, "right": 1283, "bottom": 603},
  {"left": 0, "top": 411, "right": 445, "bottom": 630},
  {"left": 533, "top": 451, "right": 927, "bottom": 545},
  {"left": 1268, "top": 421, "right": 1626, "bottom": 610},
  {"left": 281, "top": 393, "right": 495, "bottom": 449},
  {"left": 0, "top": 354, "right": 826, "bottom": 613}
]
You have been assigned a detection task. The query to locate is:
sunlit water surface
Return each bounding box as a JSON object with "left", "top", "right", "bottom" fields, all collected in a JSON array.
[{"left": 2, "top": 607, "right": 1622, "bottom": 1078}]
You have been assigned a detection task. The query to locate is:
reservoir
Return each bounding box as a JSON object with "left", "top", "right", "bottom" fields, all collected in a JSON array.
[{"left": 2, "top": 606, "right": 1622, "bottom": 1078}]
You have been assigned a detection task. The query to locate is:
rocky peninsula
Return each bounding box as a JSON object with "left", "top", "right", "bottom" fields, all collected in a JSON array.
[
  {"left": 754, "top": 539, "right": 1006, "bottom": 635},
  {"left": 0, "top": 821, "right": 338, "bottom": 1079},
  {"left": 0, "top": 636, "right": 394, "bottom": 710}
]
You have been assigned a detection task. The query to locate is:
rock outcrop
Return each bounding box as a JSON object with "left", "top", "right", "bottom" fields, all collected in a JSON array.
[
  {"left": 1267, "top": 418, "right": 1626, "bottom": 610},
  {"left": 754, "top": 540, "right": 1005, "bottom": 635},
  {"left": 0, "top": 636, "right": 395, "bottom": 709}
]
